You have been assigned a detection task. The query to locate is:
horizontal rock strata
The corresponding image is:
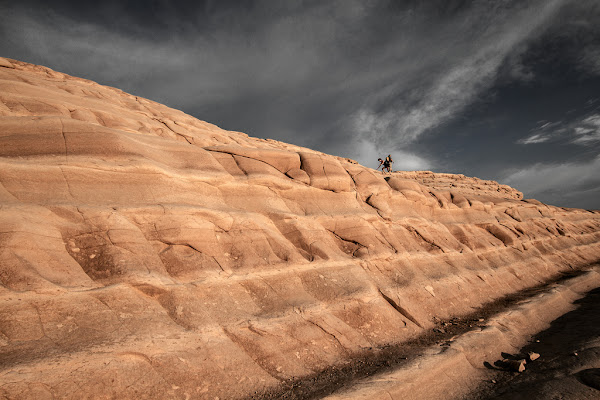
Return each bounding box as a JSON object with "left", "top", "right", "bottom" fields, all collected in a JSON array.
[{"left": 1, "top": 57, "right": 599, "bottom": 399}]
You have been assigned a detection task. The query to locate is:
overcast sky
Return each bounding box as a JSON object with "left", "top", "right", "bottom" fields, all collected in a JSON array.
[{"left": 1, "top": 0, "right": 600, "bottom": 210}]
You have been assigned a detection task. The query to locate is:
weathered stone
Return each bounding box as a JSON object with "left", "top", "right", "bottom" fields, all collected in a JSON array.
[
  {"left": 0, "top": 58, "right": 598, "bottom": 400},
  {"left": 504, "top": 359, "right": 527, "bottom": 373}
]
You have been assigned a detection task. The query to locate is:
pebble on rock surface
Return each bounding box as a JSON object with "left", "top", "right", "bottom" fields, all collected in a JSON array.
[{"left": 504, "top": 359, "right": 527, "bottom": 373}]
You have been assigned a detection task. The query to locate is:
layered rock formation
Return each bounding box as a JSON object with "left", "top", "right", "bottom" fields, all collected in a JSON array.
[{"left": 0, "top": 57, "right": 599, "bottom": 399}]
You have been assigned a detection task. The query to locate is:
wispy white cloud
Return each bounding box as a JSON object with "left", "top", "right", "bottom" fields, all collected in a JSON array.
[
  {"left": 572, "top": 114, "right": 600, "bottom": 144},
  {"left": 517, "top": 120, "right": 565, "bottom": 144},
  {"left": 351, "top": 0, "right": 568, "bottom": 149},
  {"left": 517, "top": 113, "right": 600, "bottom": 145},
  {"left": 518, "top": 133, "right": 551, "bottom": 144}
]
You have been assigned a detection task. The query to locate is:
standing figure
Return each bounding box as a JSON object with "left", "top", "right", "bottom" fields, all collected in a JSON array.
[
  {"left": 385, "top": 154, "right": 393, "bottom": 173},
  {"left": 382, "top": 158, "right": 390, "bottom": 173}
]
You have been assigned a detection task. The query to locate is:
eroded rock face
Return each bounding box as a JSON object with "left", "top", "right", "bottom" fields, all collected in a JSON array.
[{"left": 1, "top": 58, "right": 599, "bottom": 399}]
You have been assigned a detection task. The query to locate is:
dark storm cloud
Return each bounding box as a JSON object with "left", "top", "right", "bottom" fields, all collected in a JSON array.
[{"left": 1, "top": 0, "right": 600, "bottom": 208}]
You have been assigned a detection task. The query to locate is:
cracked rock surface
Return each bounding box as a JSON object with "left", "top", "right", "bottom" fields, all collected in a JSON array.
[{"left": 1, "top": 57, "right": 600, "bottom": 399}]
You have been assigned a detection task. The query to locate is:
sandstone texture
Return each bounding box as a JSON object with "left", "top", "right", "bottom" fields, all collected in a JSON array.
[
  {"left": 0, "top": 57, "right": 599, "bottom": 399},
  {"left": 325, "top": 269, "right": 600, "bottom": 400}
]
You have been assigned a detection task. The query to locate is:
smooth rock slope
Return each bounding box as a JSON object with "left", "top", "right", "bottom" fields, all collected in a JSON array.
[{"left": 0, "top": 57, "right": 599, "bottom": 399}]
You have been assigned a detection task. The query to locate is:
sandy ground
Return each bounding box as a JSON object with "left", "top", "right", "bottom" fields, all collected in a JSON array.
[{"left": 469, "top": 286, "right": 600, "bottom": 399}]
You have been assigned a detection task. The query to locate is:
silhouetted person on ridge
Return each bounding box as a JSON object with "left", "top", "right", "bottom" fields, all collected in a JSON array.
[
  {"left": 377, "top": 155, "right": 393, "bottom": 173},
  {"left": 385, "top": 154, "right": 393, "bottom": 173}
]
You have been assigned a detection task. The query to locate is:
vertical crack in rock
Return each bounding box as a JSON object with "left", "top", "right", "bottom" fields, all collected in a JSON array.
[
  {"left": 428, "top": 191, "right": 444, "bottom": 208},
  {"left": 365, "top": 194, "right": 393, "bottom": 222},
  {"left": 478, "top": 224, "right": 514, "bottom": 247},
  {"left": 212, "top": 256, "right": 226, "bottom": 273},
  {"left": 319, "top": 159, "right": 329, "bottom": 190},
  {"left": 504, "top": 208, "right": 522, "bottom": 222},
  {"left": 105, "top": 231, "right": 134, "bottom": 254},
  {"left": 32, "top": 303, "right": 48, "bottom": 340},
  {"left": 59, "top": 117, "right": 68, "bottom": 163},
  {"left": 75, "top": 206, "right": 87, "bottom": 222},
  {"left": 90, "top": 295, "right": 133, "bottom": 335},
  {"left": 231, "top": 155, "right": 249, "bottom": 177},
  {"left": 326, "top": 229, "right": 367, "bottom": 257},
  {"left": 222, "top": 326, "right": 286, "bottom": 382},
  {"left": 259, "top": 277, "right": 287, "bottom": 304},
  {"left": 496, "top": 220, "right": 521, "bottom": 239},
  {"left": 247, "top": 322, "right": 268, "bottom": 337},
  {"left": 378, "top": 289, "right": 423, "bottom": 328},
  {"left": 152, "top": 118, "right": 193, "bottom": 144},
  {"left": 361, "top": 214, "right": 398, "bottom": 253},
  {"left": 405, "top": 226, "right": 445, "bottom": 253},
  {"left": 301, "top": 317, "right": 349, "bottom": 356},
  {"left": 59, "top": 166, "right": 75, "bottom": 199},
  {"left": 376, "top": 228, "right": 399, "bottom": 254},
  {"left": 344, "top": 168, "right": 359, "bottom": 192}
]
